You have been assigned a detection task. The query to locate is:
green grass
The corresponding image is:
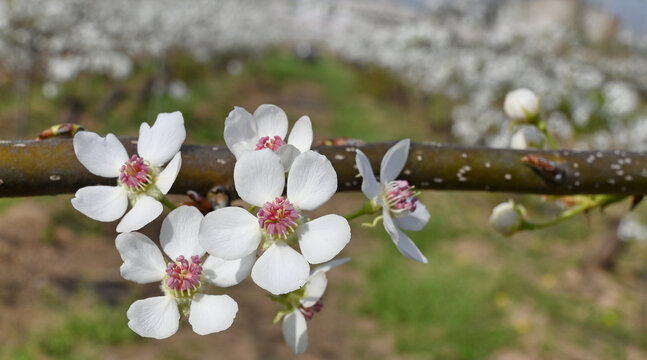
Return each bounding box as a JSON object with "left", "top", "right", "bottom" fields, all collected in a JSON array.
[
  {"left": 0, "top": 198, "right": 18, "bottom": 213},
  {"left": 2, "top": 300, "right": 136, "bottom": 360},
  {"left": 357, "top": 191, "right": 646, "bottom": 359},
  {"left": 361, "top": 231, "right": 516, "bottom": 359},
  {"left": 51, "top": 203, "right": 106, "bottom": 236}
]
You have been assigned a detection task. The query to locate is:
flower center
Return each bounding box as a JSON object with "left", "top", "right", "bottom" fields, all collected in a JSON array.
[
  {"left": 255, "top": 135, "right": 286, "bottom": 152},
  {"left": 300, "top": 300, "right": 324, "bottom": 321},
  {"left": 164, "top": 255, "right": 203, "bottom": 298},
  {"left": 119, "top": 154, "right": 153, "bottom": 191},
  {"left": 257, "top": 197, "right": 300, "bottom": 239},
  {"left": 383, "top": 180, "right": 418, "bottom": 214}
]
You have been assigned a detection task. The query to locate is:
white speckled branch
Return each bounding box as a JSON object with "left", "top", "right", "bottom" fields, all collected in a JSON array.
[{"left": 0, "top": 137, "right": 645, "bottom": 197}]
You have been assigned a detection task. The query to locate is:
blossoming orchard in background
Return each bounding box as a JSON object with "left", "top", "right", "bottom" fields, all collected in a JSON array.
[{"left": 4, "top": 0, "right": 647, "bottom": 151}]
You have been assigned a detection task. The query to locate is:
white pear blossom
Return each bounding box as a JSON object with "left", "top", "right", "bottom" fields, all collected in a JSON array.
[
  {"left": 116, "top": 206, "right": 254, "bottom": 339},
  {"left": 280, "top": 258, "right": 350, "bottom": 354},
  {"left": 355, "top": 139, "right": 430, "bottom": 264},
  {"left": 223, "top": 104, "right": 313, "bottom": 170},
  {"left": 617, "top": 214, "right": 647, "bottom": 243},
  {"left": 504, "top": 88, "right": 540, "bottom": 122},
  {"left": 71, "top": 112, "right": 185, "bottom": 232},
  {"left": 199, "top": 149, "right": 350, "bottom": 295},
  {"left": 489, "top": 200, "right": 525, "bottom": 236}
]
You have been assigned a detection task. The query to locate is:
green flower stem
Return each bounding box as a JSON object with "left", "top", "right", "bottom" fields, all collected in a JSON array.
[
  {"left": 160, "top": 196, "right": 178, "bottom": 210},
  {"left": 522, "top": 194, "right": 627, "bottom": 230},
  {"left": 344, "top": 201, "right": 380, "bottom": 221},
  {"left": 537, "top": 120, "right": 559, "bottom": 150}
]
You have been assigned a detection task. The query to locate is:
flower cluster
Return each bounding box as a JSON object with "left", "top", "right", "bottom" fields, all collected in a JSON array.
[{"left": 70, "top": 104, "right": 419, "bottom": 353}]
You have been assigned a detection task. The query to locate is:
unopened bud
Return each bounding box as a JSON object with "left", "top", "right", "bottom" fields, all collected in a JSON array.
[
  {"left": 509, "top": 126, "right": 546, "bottom": 150},
  {"left": 504, "top": 88, "right": 539, "bottom": 122},
  {"left": 489, "top": 200, "right": 525, "bottom": 236}
]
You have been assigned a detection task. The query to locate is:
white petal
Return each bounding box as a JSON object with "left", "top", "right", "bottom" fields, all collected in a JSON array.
[
  {"left": 254, "top": 104, "right": 288, "bottom": 139},
  {"left": 224, "top": 106, "right": 258, "bottom": 159},
  {"left": 160, "top": 205, "right": 205, "bottom": 259},
  {"left": 189, "top": 294, "right": 238, "bottom": 335},
  {"left": 199, "top": 207, "right": 261, "bottom": 260},
  {"left": 302, "top": 258, "right": 350, "bottom": 307},
  {"left": 233, "top": 149, "right": 285, "bottom": 207},
  {"left": 156, "top": 152, "right": 182, "bottom": 195},
  {"left": 137, "top": 112, "right": 186, "bottom": 167},
  {"left": 287, "top": 151, "right": 337, "bottom": 211},
  {"left": 73, "top": 132, "right": 128, "bottom": 177},
  {"left": 127, "top": 296, "right": 179, "bottom": 339},
  {"left": 202, "top": 252, "right": 255, "bottom": 287},
  {"left": 251, "top": 243, "right": 309, "bottom": 295},
  {"left": 355, "top": 149, "right": 381, "bottom": 200},
  {"left": 116, "top": 232, "right": 166, "bottom": 284},
  {"left": 276, "top": 144, "right": 301, "bottom": 171},
  {"left": 380, "top": 139, "right": 410, "bottom": 183},
  {"left": 311, "top": 257, "right": 351, "bottom": 276},
  {"left": 301, "top": 271, "right": 327, "bottom": 308},
  {"left": 298, "top": 215, "right": 350, "bottom": 264},
  {"left": 382, "top": 208, "right": 428, "bottom": 264},
  {"left": 287, "top": 115, "right": 313, "bottom": 153},
  {"left": 231, "top": 144, "right": 255, "bottom": 160},
  {"left": 71, "top": 185, "right": 128, "bottom": 222},
  {"left": 116, "top": 195, "right": 163, "bottom": 233},
  {"left": 282, "top": 310, "right": 308, "bottom": 354},
  {"left": 393, "top": 202, "right": 430, "bottom": 231}
]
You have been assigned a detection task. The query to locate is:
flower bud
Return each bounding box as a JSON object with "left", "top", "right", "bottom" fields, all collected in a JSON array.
[
  {"left": 504, "top": 88, "right": 539, "bottom": 122},
  {"left": 489, "top": 200, "right": 525, "bottom": 236},
  {"left": 509, "top": 126, "right": 546, "bottom": 150}
]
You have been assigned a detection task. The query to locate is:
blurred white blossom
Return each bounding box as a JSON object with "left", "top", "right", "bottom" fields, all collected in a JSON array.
[
  {"left": 1, "top": 0, "right": 647, "bottom": 148},
  {"left": 617, "top": 214, "right": 647, "bottom": 243}
]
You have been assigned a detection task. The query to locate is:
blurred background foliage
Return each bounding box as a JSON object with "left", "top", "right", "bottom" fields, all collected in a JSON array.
[{"left": 2, "top": 0, "right": 647, "bottom": 359}]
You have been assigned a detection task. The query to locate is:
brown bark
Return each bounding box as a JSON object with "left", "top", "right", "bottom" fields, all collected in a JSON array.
[{"left": 1, "top": 137, "right": 646, "bottom": 197}]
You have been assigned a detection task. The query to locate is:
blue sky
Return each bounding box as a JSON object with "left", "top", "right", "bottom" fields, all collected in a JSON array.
[{"left": 586, "top": 0, "right": 647, "bottom": 33}]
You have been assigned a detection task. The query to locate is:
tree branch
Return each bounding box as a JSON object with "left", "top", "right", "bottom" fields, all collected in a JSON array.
[{"left": 1, "top": 137, "right": 645, "bottom": 197}]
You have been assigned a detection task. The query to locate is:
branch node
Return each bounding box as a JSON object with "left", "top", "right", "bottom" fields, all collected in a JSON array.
[{"left": 522, "top": 154, "right": 568, "bottom": 186}]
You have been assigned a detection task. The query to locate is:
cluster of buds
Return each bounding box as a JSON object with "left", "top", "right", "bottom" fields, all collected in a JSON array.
[{"left": 504, "top": 88, "right": 547, "bottom": 150}]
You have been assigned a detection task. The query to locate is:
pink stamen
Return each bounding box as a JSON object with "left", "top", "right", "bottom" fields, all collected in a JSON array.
[
  {"left": 257, "top": 197, "right": 300, "bottom": 238},
  {"left": 384, "top": 180, "right": 418, "bottom": 214},
  {"left": 119, "top": 154, "right": 152, "bottom": 190},
  {"left": 255, "top": 135, "right": 286, "bottom": 152},
  {"left": 165, "top": 255, "right": 203, "bottom": 295},
  {"left": 300, "top": 300, "right": 324, "bottom": 321}
]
